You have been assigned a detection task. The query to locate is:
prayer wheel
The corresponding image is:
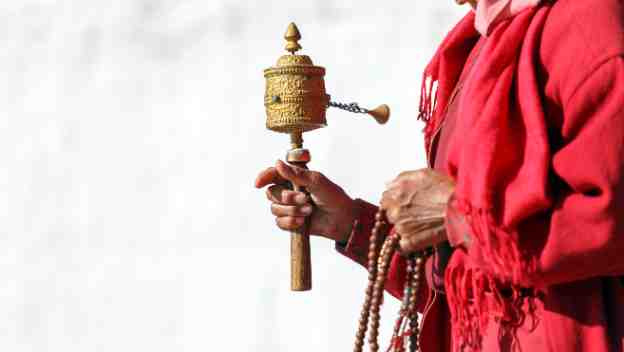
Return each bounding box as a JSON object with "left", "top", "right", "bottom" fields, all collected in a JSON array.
[{"left": 263, "top": 22, "right": 390, "bottom": 291}]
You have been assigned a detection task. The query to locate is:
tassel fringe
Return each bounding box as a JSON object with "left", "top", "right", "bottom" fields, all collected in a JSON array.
[{"left": 445, "top": 199, "right": 539, "bottom": 351}]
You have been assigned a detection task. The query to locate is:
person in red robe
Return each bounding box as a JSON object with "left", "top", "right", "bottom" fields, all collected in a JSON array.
[{"left": 255, "top": 0, "right": 624, "bottom": 350}]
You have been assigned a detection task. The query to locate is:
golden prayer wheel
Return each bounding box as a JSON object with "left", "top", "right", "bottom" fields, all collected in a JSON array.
[{"left": 264, "top": 22, "right": 390, "bottom": 292}]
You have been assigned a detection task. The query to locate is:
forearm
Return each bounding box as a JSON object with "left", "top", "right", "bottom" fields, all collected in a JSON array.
[
  {"left": 335, "top": 199, "right": 379, "bottom": 268},
  {"left": 335, "top": 199, "right": 432, "bottom": 303}
]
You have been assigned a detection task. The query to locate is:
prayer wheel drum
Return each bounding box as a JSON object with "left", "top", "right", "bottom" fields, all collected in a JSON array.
[{"left": 264, "top": 25, "right": 329, "bottom": 134}]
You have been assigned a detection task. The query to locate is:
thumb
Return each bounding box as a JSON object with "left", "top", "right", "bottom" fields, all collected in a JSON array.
[{"left": 275, "top": 160, "right": 322, "bottom": 191}]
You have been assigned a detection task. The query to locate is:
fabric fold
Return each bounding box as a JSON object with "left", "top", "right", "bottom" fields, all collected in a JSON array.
[{"left": 419, "top": 5, "right": 552, "bottom": 350}]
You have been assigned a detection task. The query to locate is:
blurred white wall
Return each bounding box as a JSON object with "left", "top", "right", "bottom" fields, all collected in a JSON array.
[{"left": 0, "top": 1, "right": 467, "bottom": 351}]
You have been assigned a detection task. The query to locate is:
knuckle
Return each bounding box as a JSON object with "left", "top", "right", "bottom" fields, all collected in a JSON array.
[
  {"left": 291, "top": 166, "right": 305, "bottom": 177},
  {"left": 280, "top": 189, "right": 290, "bottom": 203},
  {"left": 380, "top": 191, "right": 392, "bottom": 206},
  {"left": 399, "top": 238, "right": 410, "bottom": 249},
  {"left": 399, "top": 203, "right": 410, "bottom": 213},
  {"left": 398, "top": 171, "right": 411, "bottom": 179},
  {"left": 260, "top": 166, "right": 274, "bottom": 178},
  {"left": 308, "top": 171, "right": 324, "bottom": 186},
  {"left": 396, "top": 179, "right": 409, "bottom": 189},
  {"left": 387, "top": 209, "right": 399, "bottom": 224},
  {"left": 286, "top": 205, "right": 300, "bottom": 216},
  {"left": 294, "top": 192, "right": 308, "bottom": 203},
  {"left": 400, "top": 238, "right": 416, "bottom": 253},
  {"left": 292, "top": 205, "right": 304, "bottom": 216},
  {"left": 268, "top": 185, "right": 285, "bottom": 202},
  {"left": 276, "top": 217, "right": 293, "bottom": 230},
  {"left": 282, "top": 190, "right": 297, "bottom": 204},
  {"left": 266, "top": 188, "right": 276, "bottom": 201},
  {"left": 395, "top": 223, "right": 405, "bottom": 234},
  {"left": 279, "top": 218, "right": 291, "bottom": 228},
  {"left": 284, "top": 217, "right": 300, "bottom": 229},
  {"left": 270, "top": 203, "right": 281, "bottom": 216}
]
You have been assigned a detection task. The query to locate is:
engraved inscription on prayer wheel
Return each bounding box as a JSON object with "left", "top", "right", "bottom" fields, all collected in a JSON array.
[{"left": 264, "top": 23, "right": 330, "bottom": 134}]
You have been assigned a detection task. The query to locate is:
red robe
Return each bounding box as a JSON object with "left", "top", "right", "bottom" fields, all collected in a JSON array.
[{"left": 337, "top": 0, "right": 624, "bottom": 350}]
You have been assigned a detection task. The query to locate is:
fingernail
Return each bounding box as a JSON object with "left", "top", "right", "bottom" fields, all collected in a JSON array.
[
  {"left": 300, "top": 205, "right": 313, "bottom": 215},
  {"left": 294, "top": 193, "right": 308, "bottom": 204},
  {"left": 294, "top": 217, "right": 304, "bottom": 226}
]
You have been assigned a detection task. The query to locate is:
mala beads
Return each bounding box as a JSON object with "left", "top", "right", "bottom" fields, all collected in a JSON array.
[{"left": 354, "top": 209, "right": 433, "bottom": 352}]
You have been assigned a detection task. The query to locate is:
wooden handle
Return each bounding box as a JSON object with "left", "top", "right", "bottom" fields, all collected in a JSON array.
[{"left": 290, "top": 183, "right": 312, "bottom": 291}]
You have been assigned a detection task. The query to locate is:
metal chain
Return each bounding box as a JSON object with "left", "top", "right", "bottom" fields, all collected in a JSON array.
[{"left": 328, "top": 100, "right": 369, "bottom": 114}]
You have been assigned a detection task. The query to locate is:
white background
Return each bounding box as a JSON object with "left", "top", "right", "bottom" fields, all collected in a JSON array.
[{"left": 1, "top": 1, "right": 467, "bottom": 351}]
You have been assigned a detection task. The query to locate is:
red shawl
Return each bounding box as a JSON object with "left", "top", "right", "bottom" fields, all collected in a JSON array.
[
  {"left": 419, "top": 6, "right": 552, "bottom": 350},
  {"left": 337, "top": 1, "right": 624, "bottom": 350}
]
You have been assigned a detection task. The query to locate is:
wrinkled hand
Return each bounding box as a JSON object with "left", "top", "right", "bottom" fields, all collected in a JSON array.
[
  {"left": 380, "top": 169, "right": 455, "bottom": 254},
  {"left": 255, "top": 160, "right": 357, "bottom": 243}
]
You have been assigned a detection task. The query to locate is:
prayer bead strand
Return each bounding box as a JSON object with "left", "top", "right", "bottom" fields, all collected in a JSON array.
[
  {"left": 353, "top": 209, "right": 432, "bottom": 352},
  {"left": 354, "top": 211, "right": 387, "bottom": 352},
  {"left": 408, "top": 256, "right": 425, "bottom": 352},
  {"left": 368, "top": 232, "right": 400, "bottom": 352}
]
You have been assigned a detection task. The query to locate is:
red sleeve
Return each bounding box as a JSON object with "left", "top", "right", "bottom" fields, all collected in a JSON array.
[
  {"left": 534, "top": 57, "right": 624, "bottom": 285},
  {"left": 335, "top": 199, "right": 379, "bottom": 269},
  {"left": 446, "top": 57, "right": 624, "bottom": 287},
  {"left": 336, "top": 199, "right": 429, "bottom": 303}
]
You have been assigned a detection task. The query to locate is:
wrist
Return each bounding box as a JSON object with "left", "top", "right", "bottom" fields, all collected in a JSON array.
[{"left": 335, "top": 198, "right": 360, "bottom": 244}]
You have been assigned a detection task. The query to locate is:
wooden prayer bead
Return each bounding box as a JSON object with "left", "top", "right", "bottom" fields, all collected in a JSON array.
[{"left": 353, "top": 209, "right": 432, "bottom": 352}]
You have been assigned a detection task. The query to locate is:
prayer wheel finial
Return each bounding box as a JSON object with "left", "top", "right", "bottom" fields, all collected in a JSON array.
[{"left": 284, "top": 22, "right": 302, "bottom": 54}]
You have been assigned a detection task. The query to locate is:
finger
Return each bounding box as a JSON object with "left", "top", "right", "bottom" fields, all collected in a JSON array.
[
  {"left": 276, "top": 216, "right": 306, "bottom": 231},
  {"left": 395, "top": 221, "right": 431, "bottom": 236},
  {"left": 271, "top": 203, "right": 314, "bottom": 217},
  {"left": 386, "top": 178, "right": 412, "bottom": 194},
  {"left": 397, "top": 170, "right": 418, "bottom": 179},
  {"left": 384, "top": 176, "right": 403, "bottom": 189},
  {"left": 381, "top": 190, "right": 400, "bottom": 221},
  {"left": 266, "top": 185, "right": 309, "bottom": 205},
  {"left": 381, "top": 186, "right": 402, "bottom": 201},
  {"left": 380, "top": 190, "right": 396, "bottom": 210},
  {"left": 384, "top": 177, "right": 400, "bottom": 188},
  {"left": 384, "top": 176, "right": 404, "bottom": 190},
  {"left": 266, "top": 184, "right": 288, "bottom": 203},
  {"left": 399, "top": 228, "right": 447, "bottom": 254},
  {"left": 400, "top": 234, "right": 430, "bottom": 254},
  {"left": 397, "top": 169, "right": 430, "bottom": 181},
  {"left": 275, "top": 160, "right": 325, "bottom": 191},
  {"left": 255, "top": 167, "right": 288, "bottom": 188},
  {"left": 386, "top": 206, "right": 401, "bottom": 224},
  {"left": 399, "top": 236, "right": 423, "bottom": 254}
]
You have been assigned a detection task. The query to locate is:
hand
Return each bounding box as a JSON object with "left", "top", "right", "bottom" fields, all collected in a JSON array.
[
  {"left": 380, "top": 169, "right": 455, "bottom": 254},
  {"left": 255, "top": 160, "right": 357, "bottom": 243}
]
